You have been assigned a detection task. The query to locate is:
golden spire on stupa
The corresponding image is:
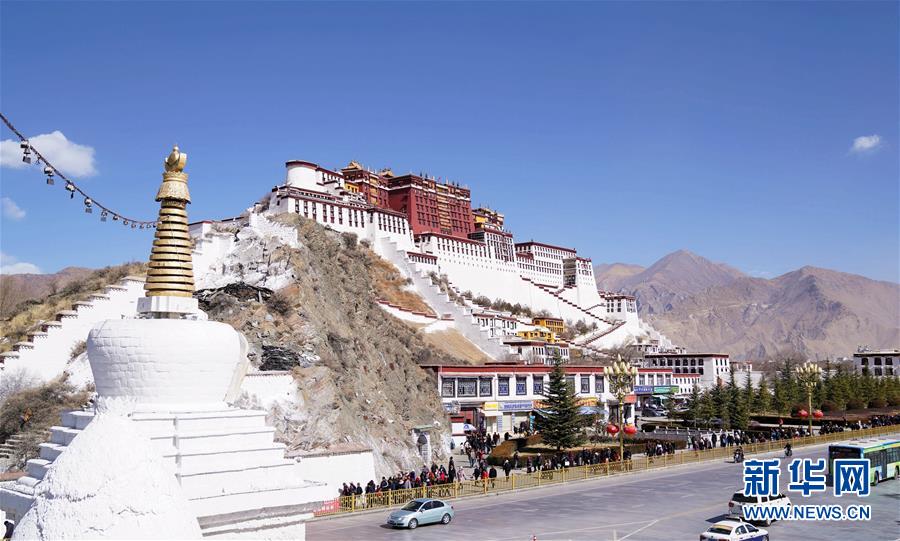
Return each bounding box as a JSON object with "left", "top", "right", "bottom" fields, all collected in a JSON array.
[{"left": 144, "top": 145, "right": 194, "bottom": 298}]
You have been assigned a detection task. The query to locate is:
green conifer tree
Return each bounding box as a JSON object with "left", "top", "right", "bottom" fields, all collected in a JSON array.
[
  {"left": 756, "top": 376, "right": 772, "bottom": 413},
  {"left": 686, "top": 384, "right": 702, "bottom": 422},
  {"left": 533, "top": 354, "right": 584, "bottom": 451}
]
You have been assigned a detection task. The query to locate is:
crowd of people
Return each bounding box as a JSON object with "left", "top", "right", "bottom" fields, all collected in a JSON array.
[
  {"left": 338, "top": 459, "right": 465, "bottom": 508},
  {"left": 335, "top": 414, "right": 900, "bottom": 504},
  {"left": 645, "top": 440, "right": 677, "bottom": 456},
  {"left": 522, "top": 447, "right": 630, "bottom": 474}
]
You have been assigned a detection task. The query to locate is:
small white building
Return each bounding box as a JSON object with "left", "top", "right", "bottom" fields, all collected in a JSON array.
[
  {"left": 644, "top": 353, "right": 731, "bottom": 389},
  {"left": 503, "top": 338, "right": 570, "bottom": 365},
  {"left": 473, "top": 310, "right": 519, "bottom": 339},
  {"left": 852, "top": 349, "right": 899, "bottom": 378}
]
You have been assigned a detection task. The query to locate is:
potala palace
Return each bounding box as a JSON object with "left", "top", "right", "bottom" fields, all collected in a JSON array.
[{"left": 198, "top": 159, "right": 677, "bottom": 358}]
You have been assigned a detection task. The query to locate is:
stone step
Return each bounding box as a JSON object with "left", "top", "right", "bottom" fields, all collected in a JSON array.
[
  {"left": 152, "top": 426, "right": 278, "bottom": 454},
  {"left": 178, "top": 444, "right": 288, "bottom": 473},
  {"left": 38, "top": 442, "right": 66, "bottom": 461},
  {"left": 60, "top": 410, "right": 95, "bottom": 430},
  {"left": 191, "top": 483, "right": 329, "bottom": 522},
  {"left": 0, "top": 483, "right": 37, "bottom": 521},
  {"left": 60, "top": 409, "right": 270, "bottom": 433},
  {"left": 133, "top": 409, "right": 270, "bottom": 433},
  {"left": 13, "top": 476, "right": 41, "bottom": 489},
  {"left": 49, "top": 426, "right": 80, "bottom": 446},
  {"left": 178, "top": 461, "right": 299, "bottom": 500},
  {"left": 25, "top": 458, "right": 50, "bottom": 480}
]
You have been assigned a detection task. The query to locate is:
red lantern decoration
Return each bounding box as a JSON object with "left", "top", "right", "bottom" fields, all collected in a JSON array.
[
  {"left": 813, "top": 410, "right": 824, "bottom": 419},
  {"left": 798, "top": 409, "right": 809, "bottom": 418},
  {"left": 623, "top": 424, "right": 638, "bottom": 436},
  {"left": 606, "top": 424, "right": 619, "bottom": 436}
]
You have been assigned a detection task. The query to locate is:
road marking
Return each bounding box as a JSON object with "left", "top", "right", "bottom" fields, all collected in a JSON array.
[
  {"left": 486, "top": 519, "right": 656, "bottom": 541},
  {"left": 615, "top": 519, "right": 659, "bottom": 540}
]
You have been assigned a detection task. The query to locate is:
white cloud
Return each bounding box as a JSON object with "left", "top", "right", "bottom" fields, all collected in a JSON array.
[
  {"left": 850, "top": 134, "right": 883, "bottom": 154},
  {"left": 0, "top": 131, "right": 97, "bottom": 176},
  {"left": 0, "top": 252, "right": 42, "bottom": 275},
  {"left": 1, "top": 197, "right": 25, "bottom": 220}
]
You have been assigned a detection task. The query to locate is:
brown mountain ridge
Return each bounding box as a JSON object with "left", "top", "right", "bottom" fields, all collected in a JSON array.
[{"left": 595, "top": 251, "right": 900, "bottom": 360}]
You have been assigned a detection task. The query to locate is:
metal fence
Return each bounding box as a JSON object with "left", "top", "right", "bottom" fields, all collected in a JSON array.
[{"left": 312, "top": 425, "right": 900, "bottom": 518}]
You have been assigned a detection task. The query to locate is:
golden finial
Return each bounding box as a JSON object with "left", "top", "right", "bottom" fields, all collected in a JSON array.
[
  {"left": 164, "top": 145, "right": 187, "bottom": 172},
  {"left": 144, "top": 145, "right": 194, "bottom": 298}
]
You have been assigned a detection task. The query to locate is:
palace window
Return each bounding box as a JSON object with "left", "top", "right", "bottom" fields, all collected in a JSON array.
[
  {"left": 581, "top": 375, "right": 590, "bottom": 394},
  {"left": 516, "top": 376, "right": 527, "bottom": 396},
  {"left": 533, "top": 377, "right": 544, "bottom": 396},
  {"left": 596, "top": 376, "right": 604, "bottom": 393},
  {"left": 457, "top": 378, "right": 477, "bottom": 397},
  {"left": 479, "top": 378, "right": 492, "bottom": 397},
  {"left": 441, "top": 378, "right": 455, "bottom": 398},
  {"left": 498, "top": 377, "right": 510, "bottom": 396}
]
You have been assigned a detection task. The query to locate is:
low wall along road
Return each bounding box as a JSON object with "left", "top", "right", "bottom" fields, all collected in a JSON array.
[{"left": 311, "top": 425, "right": 900, "bottom": 518}]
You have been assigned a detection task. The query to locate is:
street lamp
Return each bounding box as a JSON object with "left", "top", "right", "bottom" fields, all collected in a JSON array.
[
  {"left": 609, "top": 354, "right": 639, "bottom": 463},
  {"left": 795, "top": 361, "right": 822, "bottom": 437}
]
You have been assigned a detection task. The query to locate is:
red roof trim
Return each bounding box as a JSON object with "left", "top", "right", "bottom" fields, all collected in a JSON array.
[{"left": 515, "top": 241, "right": 578, "bottom": 254}]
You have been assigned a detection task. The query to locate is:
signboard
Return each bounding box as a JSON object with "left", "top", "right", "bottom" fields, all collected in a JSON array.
[
  {"left": 634, "top": 385, "right": 654, "bottom": 394},
  {"left": 535, "top": 397, "right": 597, "bottom": 409},
  {"left": 653, "top": 385, "right": 679, "bottom": 394},
  {"left": 443, "top": 402, "right": 461, "bottom": 414},
  {"left": 500, "top": 401, "right": 533, "bottom": 412},
  {"left": 483, "top": 402, "right": 500, "bottom": 411}
]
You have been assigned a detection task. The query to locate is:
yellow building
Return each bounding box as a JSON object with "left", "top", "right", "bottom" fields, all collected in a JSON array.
[
  {"left": 473, "top": 207, "right": 505, "bottom": 230},
  {"left": 532, "top": 317, "right": 564, "bottom": 336},
  {"left": 516, "top": 327, "right": 557, "bottom": 344}
]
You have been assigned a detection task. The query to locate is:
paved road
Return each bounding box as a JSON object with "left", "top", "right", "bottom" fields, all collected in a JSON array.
[{"left": 307, "top": 444, "right": 900, "bottom": 541}]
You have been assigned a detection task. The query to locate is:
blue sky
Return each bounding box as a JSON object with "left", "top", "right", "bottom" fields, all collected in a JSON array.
[{"left": 1, "top": 1, "right": 897, "bottom": 282}]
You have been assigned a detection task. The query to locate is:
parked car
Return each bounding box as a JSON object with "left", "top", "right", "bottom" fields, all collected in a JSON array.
[
  {"left": 727, "top": 491, "right": 791, "bottom": 526},
  {"left": 386, "top": 498, "right": 454, "bottom": 529},
  {"left": 700, "top": 519, "right": 769, "bottom": 540}
]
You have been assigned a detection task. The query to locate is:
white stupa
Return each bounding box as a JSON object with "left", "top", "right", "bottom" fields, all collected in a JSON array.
[{"left": 0, "top": 146, "right": 329, "bottom": 539}]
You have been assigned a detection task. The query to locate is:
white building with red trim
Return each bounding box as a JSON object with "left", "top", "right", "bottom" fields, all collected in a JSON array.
[{"left": 424, "top": 363, "right": 647, "bottom": 441}]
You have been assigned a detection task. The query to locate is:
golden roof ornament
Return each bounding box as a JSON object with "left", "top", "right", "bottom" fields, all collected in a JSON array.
[{"left": 144, "top": 145, "right": 194, "bottom": 298}]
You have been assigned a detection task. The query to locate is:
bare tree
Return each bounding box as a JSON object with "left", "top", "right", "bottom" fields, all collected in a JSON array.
[{"left": 0, "top": 368, "right": 38, "bottom": 407}]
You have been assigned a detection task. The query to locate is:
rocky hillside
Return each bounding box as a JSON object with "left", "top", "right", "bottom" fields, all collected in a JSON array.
[
  {"left": 595, "top": 251, "right": 900, "bottom": 360},
  {"left": 199, "top": 215, "right": 465, "bottom": 475}
]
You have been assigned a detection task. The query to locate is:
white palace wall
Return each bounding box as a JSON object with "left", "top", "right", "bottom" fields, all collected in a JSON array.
[{"left": 267, "top": 190, "right": 415, "bottom": 252}]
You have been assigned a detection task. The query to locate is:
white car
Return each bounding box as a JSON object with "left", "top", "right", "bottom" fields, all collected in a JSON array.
[
  {"left": 700, "top": 519, "right": 769, "bottom": 541},
  {"left": 727, "top": 491, "right": 791, "bottom": 526}
]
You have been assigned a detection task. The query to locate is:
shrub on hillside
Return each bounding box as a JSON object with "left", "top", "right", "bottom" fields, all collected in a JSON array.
[
  {"left": 340, "top": 232, "right": 358, "bottom": 250},
  {"left": 267, "top": 291, "right": 293, "bottom": 317},
  {"left": 69, "top": 340, "right": 87, "bottom": 360},
  {"left": 0, "top": 376, "right": 90, "bottom": 470},
  {"left": 846, "top": 398, "right": 866, "bottom": 410}
]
